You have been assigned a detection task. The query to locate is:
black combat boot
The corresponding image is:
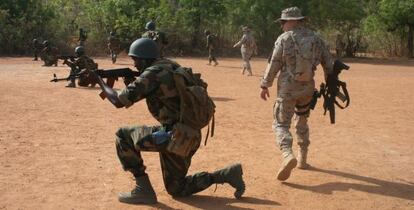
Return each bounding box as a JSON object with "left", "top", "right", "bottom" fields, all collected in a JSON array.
[
  {"left": 118, "top": 174, "right": 157, "bottom": 204},
  {"left": 211, "top": 163, "right": 245, "bottom": 199}
]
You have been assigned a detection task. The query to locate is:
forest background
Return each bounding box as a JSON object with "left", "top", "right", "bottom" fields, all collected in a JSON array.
[{"left": 1, "top": 0, "right": 413, "bottom": 58}]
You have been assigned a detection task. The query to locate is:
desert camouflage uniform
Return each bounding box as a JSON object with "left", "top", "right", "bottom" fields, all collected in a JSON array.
[
  {"left": 115, "top": 59, "right": 216, "bottom": 196},
  {"left": 67, "top": 55, "right": 98, "bottom": 87},
  {"left": 142, "top": 30, "right": 168, "bottom": 58},
  {"left": 261, "top": 26, "right": 333, "bottom": 152},
  {"left": 234, "top": 30, "right": 257, "bottom": 75}
]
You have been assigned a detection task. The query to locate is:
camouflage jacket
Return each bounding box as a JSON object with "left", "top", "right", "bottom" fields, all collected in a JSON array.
[
  {"left": 206, "top": 34, "right": 218, "bottom": 50},
  {"left": 234, "top": 32, "right": 257, "bottom": 51},
  {"left": 261, "top": 26, "right": 333, "bottom": 89},
  {"left": 69, "top": 55, "right": 97, "bottom": 72},
  {"left": 118, "top": 59, "right": 181, "bottom": 125}
]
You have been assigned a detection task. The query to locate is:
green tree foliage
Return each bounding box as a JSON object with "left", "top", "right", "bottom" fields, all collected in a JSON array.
[
  {"left": 379, "top": 0, "right": 414, "bottom": 57},
  {"left": 0, "top": 0, "right": 412, "bottom": 58}
]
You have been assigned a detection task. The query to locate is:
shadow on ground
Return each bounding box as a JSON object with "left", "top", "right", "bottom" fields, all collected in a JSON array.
[
  {"left": 283, "top": 167, "right": 414, "bottom": 201},
  {"left": 175, "top": 195, "right": 280, "bottom": 210}
]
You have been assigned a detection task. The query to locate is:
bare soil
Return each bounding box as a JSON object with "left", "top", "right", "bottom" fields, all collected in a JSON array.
[{"left": 0, "top": 56, "right": 413, "bottom": 210}]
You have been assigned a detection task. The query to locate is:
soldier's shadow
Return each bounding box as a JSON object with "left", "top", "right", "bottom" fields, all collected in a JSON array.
[
  {"left": 282, "top": 167, "right": 414, "bottom": 201},
  {"left": 175, "top": 195, "right": 280, "bottom": 210}
]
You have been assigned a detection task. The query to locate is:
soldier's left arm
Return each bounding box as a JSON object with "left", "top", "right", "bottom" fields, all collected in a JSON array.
[{"left": 319, "top": 38, "right": 334, "bottom": 77}]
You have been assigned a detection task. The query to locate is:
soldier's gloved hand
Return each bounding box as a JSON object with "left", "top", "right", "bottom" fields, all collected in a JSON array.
[{"left": 151, "top": 130, "right": 172, "bottom": 145}]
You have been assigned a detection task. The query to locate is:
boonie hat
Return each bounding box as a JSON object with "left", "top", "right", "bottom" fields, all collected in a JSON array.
[{"left": 276, "top": 7, "right": 305, "bottom": 22}]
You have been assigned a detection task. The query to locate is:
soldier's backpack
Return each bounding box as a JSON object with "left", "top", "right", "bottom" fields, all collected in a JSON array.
[{"left": 170, "top": 67, "right": 215, "bottom": 144}]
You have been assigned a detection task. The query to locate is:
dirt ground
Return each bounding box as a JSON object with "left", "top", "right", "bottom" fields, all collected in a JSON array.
[{"left": 0, "top": 56, "right": 413, "bottom": 210}]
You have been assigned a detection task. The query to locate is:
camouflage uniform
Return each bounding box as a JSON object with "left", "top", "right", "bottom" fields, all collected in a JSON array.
[
  {"left": 66, "top": 55, "right": 98, "bottom": 87},
  {"left": 335, "top": 34, "right": 344, "bottom": 58},
  {"left": 206, "top": 33, "right": 218, "bottom": 65},
  {"left": 115, "top": 59, "right": 221, "bottom": 196},
  {"left": 108, "top": 34, "right": 121, "bottom": 63},
  {"left": 142, "top": 30, "right": 168, "bottom": 58},
  {"left": 40, "top": 46, "right": 59, "bottom": 66},
  {"left": 32, "top": 39, "right": 42, "bottom": 61},
  {"left": 261, "top": 23, "right": 333, "bottom": 170},
  {"left": 78, "top": 28, "right": 87, "bottom": 46},
  {"left": 234, "top": 27, "right": 257, "bottom": 75}
]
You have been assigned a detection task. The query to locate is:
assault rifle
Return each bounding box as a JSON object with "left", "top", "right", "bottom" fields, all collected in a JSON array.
[
  {"left": 50, "top": 67, "right": 140, "bottom": 98},
  {"left": 320, "top": 60, "right": 350, "bottom": 124},
  {"left": 57, "top": 55, "right": 76, "bottom": 66}
]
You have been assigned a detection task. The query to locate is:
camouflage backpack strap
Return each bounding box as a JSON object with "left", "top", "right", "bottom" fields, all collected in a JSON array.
[{"left": 166, "top": 66, "right": 215, "bottom": 145}]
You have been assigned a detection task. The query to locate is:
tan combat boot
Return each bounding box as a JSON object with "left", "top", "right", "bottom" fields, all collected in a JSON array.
[
  {"left": 297, "top": 148, "right": 310, "bottom": 169},
  {"left": 276, "top": 148, "right": 297, "bottom": 181},
  {"left": 118, "top": 174, "right": 157, "bottom": 204}
]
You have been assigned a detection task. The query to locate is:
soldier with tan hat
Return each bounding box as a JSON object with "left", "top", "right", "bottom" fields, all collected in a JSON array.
[
  {"left": 260, "top": 7, "right": 334, "bottom": 181},
  {"left": 233, "top": 26, "right": 257, "bottom": 76}
]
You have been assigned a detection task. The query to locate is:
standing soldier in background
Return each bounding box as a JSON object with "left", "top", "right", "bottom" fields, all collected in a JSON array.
[
  {"left": 335, "top": 34, "right": 344, "bottom": 58},
  {"left": 78, "top": 28, "right": 87, "bottom": 46},
  {"left": 141, "top": 21, "right": 168, "bottom": 57},
  {"left": 65, "top": 46, "right": 98, "bottom": 88},
  {"left": 260, "top": 7, "right": 333, "bottom": 181},
  {"left": 233, "top": 26, "right": 257, "bottom": 76},
  {"left": 32, "top": 39, "right": 42, "bottom": 61},
  {"left": 108, "top": 31, "right": 121, "bottom": 64},
  {"left": 205, "top": 30, "right": 219, "bottom": 66},
  {"left": 40, "top": 40, "right": 58, "bottom": 67}
]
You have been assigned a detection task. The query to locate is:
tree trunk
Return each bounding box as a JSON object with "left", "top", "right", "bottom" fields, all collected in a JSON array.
[{"left": 408, "top": 25, "right": 413, "bottom": 58}]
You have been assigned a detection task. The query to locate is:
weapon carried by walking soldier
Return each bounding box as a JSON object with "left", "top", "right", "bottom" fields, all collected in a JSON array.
[{"left": 319, "top": 60, "right": 350, "bottom": 124}]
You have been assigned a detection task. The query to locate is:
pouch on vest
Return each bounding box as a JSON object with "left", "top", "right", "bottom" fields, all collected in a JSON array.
[
  {"left": 291, "top": 33, "right": 316, "bottom": 82},
  {"left": 166, "top": 123, "right": 201, "bottom": 157}
]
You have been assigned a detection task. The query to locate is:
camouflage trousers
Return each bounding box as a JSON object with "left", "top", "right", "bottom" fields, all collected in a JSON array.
[
  {"left": 115, "top": 125, "right": 214, "bottom": 197},
  {"left": 208, "top": 48, "right": 218, "bottom": 64},
  {"left": 41, "top": 54, "right": 58, "bottom": 66},
  {"left": 272, "top": 81, "right": 314, "bottom": 150},
  {"left": 241, "top": 48, "right": 253, "bottom": 75}
]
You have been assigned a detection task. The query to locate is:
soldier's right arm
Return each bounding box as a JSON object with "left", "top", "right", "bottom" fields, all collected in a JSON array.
[
  {"left": 260, "top": 37, "right": 284, "bottom": 88},
  {"left": 117, "top": 68, "right": 160, "bottom": 108},
  {"left": 233, "top": 35, "right": 246, "bottom": 48}
]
